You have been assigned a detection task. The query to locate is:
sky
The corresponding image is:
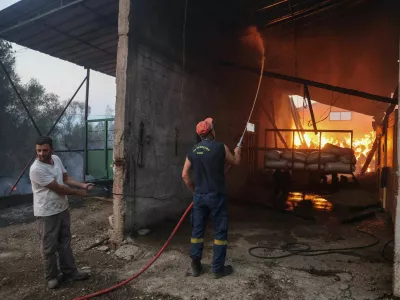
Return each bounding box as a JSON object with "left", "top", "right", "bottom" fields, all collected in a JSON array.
[{"left": 0, "top": 0, "right": 116, "bottom": 118}]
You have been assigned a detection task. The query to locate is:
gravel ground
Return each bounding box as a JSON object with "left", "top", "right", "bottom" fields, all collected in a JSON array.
[{"left": 0, "top": 192, "right": 398, "bottom": 300}]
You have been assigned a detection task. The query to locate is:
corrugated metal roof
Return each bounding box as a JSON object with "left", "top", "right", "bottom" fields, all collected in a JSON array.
[
  {"left": 0, "top": 0, "right": 118, "bottom": 76},
  {"left": 0, "top": 0, "right": 367, "bottom": 78},
  {"left": 0, "top": 0, "right": 391, "bottom": 118}
]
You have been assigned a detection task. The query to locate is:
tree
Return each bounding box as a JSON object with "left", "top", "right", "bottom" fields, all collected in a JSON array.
[{"left": 0, "top": 40, "right": 84, "bottom": 179}]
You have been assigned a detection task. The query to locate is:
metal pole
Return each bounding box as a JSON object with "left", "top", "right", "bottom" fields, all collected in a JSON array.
[
  {"left": 105, "top": 120, "right": 109, "bottom": 180},
  {"left": 265, "top": 129, "right": 267, "bottom": 148},
  {"left": 318, "top": 132, "right": 322, "bottom": 171},
  {"left": 8, "top": 75, "right": 87, "bottom": 195},
  {"left": 84, "top": 68, "right": 90, "bottom": 181},
  {"left": 47, "top": 76, "right": 87, "bottom": 135},
  {"left": 7, "top": 155, "right": 35, "bottom": 196},
  {"left": 350, "top": 131, "right": 353, "bottom": 174},
  {"left": 0, "top": 60, "right": 42, "bottom": 136},
  {"left": 292, "top": 130, "right": 295, "bottom": 168}
]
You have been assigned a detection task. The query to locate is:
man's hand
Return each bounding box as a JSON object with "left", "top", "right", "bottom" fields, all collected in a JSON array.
[
  {"left": 45, "top": 180, "right": 88, "bottom": 197},
  {"left": 225, "top": 145, "right": 241, "bottom": 166},
  {"left": 81, "top": 183, "right": 95, "bottom": 191},
  {"left": 234, "top": 146, "right": 242, "bottom": 156}
]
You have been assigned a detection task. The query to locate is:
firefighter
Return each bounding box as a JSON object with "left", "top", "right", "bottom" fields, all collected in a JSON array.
[{"left": 181, "top": 118, "right": 241, "bottom": 278}]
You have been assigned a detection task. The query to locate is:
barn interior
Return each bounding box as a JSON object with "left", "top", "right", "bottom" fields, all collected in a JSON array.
[{"left": 0, "top": 0, "right": 400, "bottom": 298}]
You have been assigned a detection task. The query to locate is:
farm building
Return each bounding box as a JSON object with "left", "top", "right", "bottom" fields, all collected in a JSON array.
[{"left": 1, "top": 0, "right": 400, "bottom": 298}]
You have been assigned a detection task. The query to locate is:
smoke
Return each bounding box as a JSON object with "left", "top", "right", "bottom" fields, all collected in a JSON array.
[
  {"left": 0, "top": 153, "right": 85, "bottom": 197},
  {"left": 240, "top": 26, "right": 265, "bottom": 59},
  {"left": 61, "top": 152, "right": 84, "bottom": 182},
  {"left": 0, "top": 177, "right": 32, "bottom": 197}
]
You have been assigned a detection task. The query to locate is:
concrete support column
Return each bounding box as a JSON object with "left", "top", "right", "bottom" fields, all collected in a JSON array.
[
  {"left": 394, "top": 37, "right": 400, "bottom": 297},
  {"left": 111, "top": 0, "right": 131, "bottom": 245}
]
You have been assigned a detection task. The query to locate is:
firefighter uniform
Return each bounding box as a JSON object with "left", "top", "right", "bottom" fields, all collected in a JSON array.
[{"left": 187, "top": 139, "right": 228, "bottom": 274}]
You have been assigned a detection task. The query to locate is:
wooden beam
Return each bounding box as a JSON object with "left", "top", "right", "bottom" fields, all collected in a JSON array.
[
  {"left": 111, "top": 0, "right": 131, "bottom": 246},
  {"left": 360, "top": 138, "right": 378, "bottom": 176},
  {"left": 360, "top": 87, "right": 398, "bottom": 176}
]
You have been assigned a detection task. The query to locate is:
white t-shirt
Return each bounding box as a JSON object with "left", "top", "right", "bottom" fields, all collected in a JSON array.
[{"left": 29, "top": 155, "right": 69, "bottom": 217}]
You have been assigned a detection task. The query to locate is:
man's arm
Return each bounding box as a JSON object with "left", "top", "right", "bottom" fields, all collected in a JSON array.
[
  {"left": 46, "top": 180, "right": 87, "bottom": 197},
  {"left": 224, "top": 145, "right": 241, "bottom": 166},
  {"left": 30, "top": 167, "right": 88, "bottom": 197},
  {"left": 182, "top": 157, "right": 194, "bottom": 193},
  {"left": 63, "top": 173, "right": 93, "bottom": 190}
]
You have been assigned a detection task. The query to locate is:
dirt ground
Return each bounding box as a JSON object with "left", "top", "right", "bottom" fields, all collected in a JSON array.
[{"left": 0, "top": 192, "right": 398, "bottom": 300}]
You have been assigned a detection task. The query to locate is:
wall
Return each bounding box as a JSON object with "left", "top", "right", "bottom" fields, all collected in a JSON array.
[
  {"left": 118, "top": 0, "right": 295, "bottom": 230},
  {"left": 377, "top": 109, "right": 398, "bottom": 222}
]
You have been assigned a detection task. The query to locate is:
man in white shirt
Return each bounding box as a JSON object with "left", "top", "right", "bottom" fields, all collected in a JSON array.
[{"left": 29, "top": 136, "right": 94, "bottom": 289}]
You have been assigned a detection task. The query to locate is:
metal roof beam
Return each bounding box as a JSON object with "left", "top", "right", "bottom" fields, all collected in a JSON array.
[
  {"left": 0, "top": 0, "right": 85, "bottom": 35},
  {"left": 36, "top": 26, "right": 115, "bottom": 56},
  {"left": 12, "top": 2, "right": 116, "bottom": 50},
  {"left": 220, "top": 60, "right": 396, "bottom": 104},
  {"left": 43, "top": 23, "right": 114, "bottom": 57},
  {"left": 262, "top": 0, "right": 348, "bottom": 28},
  {"left": 257, "top": 0, "right": 288, "bottom": 12},
  {"left": 80, "top": 3, "right": 118, "bottom": 28}
]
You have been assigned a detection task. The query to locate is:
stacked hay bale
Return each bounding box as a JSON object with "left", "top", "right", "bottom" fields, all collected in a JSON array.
[{"left": 264, "top": 143, "right": 356, "bottom": 173}]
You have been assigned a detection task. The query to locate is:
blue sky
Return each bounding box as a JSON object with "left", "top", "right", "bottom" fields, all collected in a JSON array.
[{"left": 0, "top": 0, "right": 116, "bottom": 118}]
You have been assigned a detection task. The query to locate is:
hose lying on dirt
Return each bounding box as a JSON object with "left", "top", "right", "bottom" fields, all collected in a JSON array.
[
  {"left": 74, "top": 201, "right": 194, "bottom": 300},
  {"left": 248, "top": 229, "right": 381, "bottom": 259}
]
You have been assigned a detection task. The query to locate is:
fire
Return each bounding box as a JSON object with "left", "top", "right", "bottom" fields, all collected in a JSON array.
[{"left": 294, "top": 131, "right": 376, "bottom": 173}]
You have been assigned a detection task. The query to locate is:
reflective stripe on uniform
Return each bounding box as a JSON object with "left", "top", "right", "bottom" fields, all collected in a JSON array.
[
  {"left": 214, "top": 239, "right": 228, "bottom": 246},
  {"left": 191, "top": 238, "right": 204, "bottom": 243}
]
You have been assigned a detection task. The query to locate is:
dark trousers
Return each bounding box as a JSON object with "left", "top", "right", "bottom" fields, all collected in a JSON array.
[
  {"left": 37, "top": 209, "right": 77, "bottom": 280},
  {"left": 190, "top": 193, "right": 228, "bottom": 273}
]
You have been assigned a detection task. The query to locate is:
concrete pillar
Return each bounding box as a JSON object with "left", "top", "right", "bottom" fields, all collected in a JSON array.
[
  {"left": 394, "top": 36, "right": 400, "bottom": 297},
  {"left": 111, "top": 0, "right": 131, "bottom": 245}
]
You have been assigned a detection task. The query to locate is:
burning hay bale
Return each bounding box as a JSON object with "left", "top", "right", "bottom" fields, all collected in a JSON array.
[
  {"left": 321, "top": 143, "right": 356, "bottom": 173},
  {"left": 264, "top": 143, "right": 356, "bottom": 173},
  {"left": 292, "top": 131, "right": 376, "bottom": 174}
]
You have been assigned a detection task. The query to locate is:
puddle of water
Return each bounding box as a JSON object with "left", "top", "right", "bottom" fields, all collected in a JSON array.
[{"left": 286, "top": 192, "right": 333, "bottom": 212}]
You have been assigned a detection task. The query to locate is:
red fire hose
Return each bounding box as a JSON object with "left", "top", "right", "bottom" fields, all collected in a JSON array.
[{"left": 74, "top": 202, "right": 194, "bottom": 300}]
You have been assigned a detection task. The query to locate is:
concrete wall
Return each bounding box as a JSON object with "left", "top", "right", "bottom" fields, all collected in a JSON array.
[{"left": 119, "top": 0, "right": 296, "bottom": 230}]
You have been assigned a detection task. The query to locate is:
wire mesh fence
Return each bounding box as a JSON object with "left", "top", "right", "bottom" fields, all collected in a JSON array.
[{"left": 0, "top": 98, "right": 114, "bottom": 197}]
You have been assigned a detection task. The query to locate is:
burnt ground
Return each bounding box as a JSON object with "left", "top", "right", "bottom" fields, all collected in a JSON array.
[{"left": 0, "top": 191, "right": 398, "bottom": 300}]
